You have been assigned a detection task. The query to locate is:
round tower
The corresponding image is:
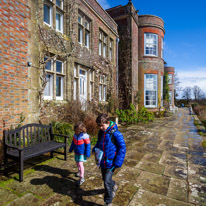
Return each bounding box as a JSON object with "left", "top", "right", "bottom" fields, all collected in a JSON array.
[{"left": 138, "top": 15, "right": 165, "bottom": 110}]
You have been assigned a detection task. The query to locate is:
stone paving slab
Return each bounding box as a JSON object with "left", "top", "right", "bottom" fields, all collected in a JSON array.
[{"left": 0, "top": 108, "right": 206, "bottom": 205}]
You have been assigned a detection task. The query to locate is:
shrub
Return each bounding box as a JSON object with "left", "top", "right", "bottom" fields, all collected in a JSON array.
[
  {"left": 116, "top": 104, "right": 138, "bottom": 124},
  {"left": 51, "top": 121, "right": 73, "bottom": 145},
  {"left": 116, "top": 104, "right": 154, "bottom": 124},
  {"left": 138, "top": 107, "right": 154, "bottom": 123},
  {"left": 83, "top": 115, "right": 99, "bottom": 136}
]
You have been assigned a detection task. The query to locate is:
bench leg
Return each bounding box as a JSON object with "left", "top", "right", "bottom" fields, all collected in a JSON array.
[
  {"left": 4, "top": 154, "right": 8, "bottom": 176},
  {"left": 19, "top": 151, "right": 23, "bottom": 182},
  {"left": 64, "top": 146, "right": 67, "bottom": 161},
  {"left": 50, "top": 152, "right": 53, "bottom": 158}
]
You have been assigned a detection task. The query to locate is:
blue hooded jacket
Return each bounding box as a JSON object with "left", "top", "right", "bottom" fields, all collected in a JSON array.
[
  {"left": 69, "top": 133, "right": 91, "bottom": 157},
  {"left": 92, "top": 121, "right": 126, "bottom": 168}
]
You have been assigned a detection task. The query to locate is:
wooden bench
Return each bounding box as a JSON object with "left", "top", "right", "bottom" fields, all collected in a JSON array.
[{"left": 3, "top": 123, "right": 69, "bottom": 182}]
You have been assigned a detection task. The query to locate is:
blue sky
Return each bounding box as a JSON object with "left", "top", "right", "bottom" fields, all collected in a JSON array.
[{"left": 98, "top": 0, "right": 206, "bottom": 97}]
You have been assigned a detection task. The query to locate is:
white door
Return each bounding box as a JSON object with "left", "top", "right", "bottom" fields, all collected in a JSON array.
[{"left": 79, "top": 69, "right": 87, "bottom": 108}]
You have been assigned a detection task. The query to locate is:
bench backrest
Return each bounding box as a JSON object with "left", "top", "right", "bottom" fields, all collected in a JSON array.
[{"left": 4, "top": 123, "right": 53, "bottom": 148}]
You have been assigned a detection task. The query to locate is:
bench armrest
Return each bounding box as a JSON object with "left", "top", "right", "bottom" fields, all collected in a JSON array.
[
  {"left": 53, "top": 133, "right": 70, "bottom": 138},
  {"left": 5, "top": 144, "right": 23, "bottom": 151}
]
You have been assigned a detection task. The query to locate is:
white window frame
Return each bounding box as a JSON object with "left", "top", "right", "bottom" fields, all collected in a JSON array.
[
  {"left": 99, "top": 75, "right": 107, "bottom": 102},
  {"left": 56, "top": 10, "right": 63, "bottom": 33},
  {"left": 43, "top": 2, "right": 53, "bottom": 27},
  {"left": 144, "top": 33, "right": 158, "bottom": 57},
  {"left": 89, "top": 70, "right": 94, "bottom": 101},
  {"left": 73, "top": 65, "right": 78, "bottom": 100},
  {"left": 99, "top": 30, "right": 107, "bottom": 58},
  {"left": 56, "top": 75, "right": 63, "bottom": 100},
  {"left": 168, "top": 74, "right": 173, "bottom": 84},
  {"left": 43, "top": 57, "right": 65, "bottom": 100},
  {"left": 78, "top": 12, "right": 91, "bottom": 48},
  {"left": 161, "top": 76, "right": 163, "bottom": 107},
  {"left": 144, "top": 74, "right": 158, "bottom": 108},
  {"left": 169, "top": 91, "right": 172, "bottom": 105},
  {"left": 109, "top": 38, "right": 113, "bottom": 61},
  {"left": 44, "top": 74, "right": 53, "bottom": 100},
  {"left": 56, "top": 0, "right": 63, "bottom": 9},
  {"left": 56, "top": 60, "right": 64, "bottom": 100},
  {"left": 161, "top": 37, "right": 164, "bottom": 58}
]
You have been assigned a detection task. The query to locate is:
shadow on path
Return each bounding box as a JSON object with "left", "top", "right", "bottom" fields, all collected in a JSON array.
[{"left": 31, "top": 165, "right": 104, "bottom": 206}]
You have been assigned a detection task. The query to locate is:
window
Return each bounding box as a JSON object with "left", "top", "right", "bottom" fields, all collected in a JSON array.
[
  {"left": 56, "top": 10, "right": 63, "bottom": 32},
  {"left": 44, "top": 57, "right": 64, "bottom": 100},
  {"left": 99, "top": 75, "right": 107, "bottom": 102},
  {"left": 56, "top": 60, "right": 63, "bottom": 100},
  {"left": 44, "top": 74, "right": 53, "bottom": 100},
  {"left": 44, "top": 0, "right": 64, "bottom": 33},
  {"left": 169, "top": 91, "right": 172, "bottom": 105},
  {"left": 89, "top": 70, "right": 94, "bottom": 101},
  {"left": 73, "top": 65, "right": 78, "bottom": 100},
  {"left": 144, "top": 33, "right": 158, "bottom": 56},
  {"left": 99, "top": 30, "right": 107, "bottom": 58},
  {"left": 99, "top": 32, "right": 102, "bottom": 56},
  {"left": 168, "top": 74, "right": 173, "bottom": 84},
  {"left": 109, "top": 38, "right": 113, "bottom": 61},
  {"left": 78, "top": 12, "right": 91, "bottom": 48},
  {"left": 56, "top": 0, "right": 63, "bottom": 9},
  {"left": 44, "top": 3, "right": 53, "bottom": 26},
  {"left": 161, "top": 76, "right": 163, "bottom": 107},
  {"left": 161, "top": 37, "right": 164, "bottom": 58},
  {"left": 73, "top": 64, "right": 88, "bottom": 104},
  {"left": 144, "top": 74, "right": 157, "bottom": 107}
]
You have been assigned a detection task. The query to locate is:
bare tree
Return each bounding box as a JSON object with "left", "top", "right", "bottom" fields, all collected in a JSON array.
[
  {"left": 193, "top": 85, "right": 205, "bottom": 100},
  {"left": 182, "top": 87, "right": 192, "bottom": 103}
]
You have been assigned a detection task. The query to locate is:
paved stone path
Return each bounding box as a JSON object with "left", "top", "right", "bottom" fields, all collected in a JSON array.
[{"left": 0, "top": 108, "right": 206, "bottom": 206}]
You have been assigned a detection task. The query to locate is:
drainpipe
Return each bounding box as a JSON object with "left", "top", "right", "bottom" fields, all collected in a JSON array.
[{"left": 116, "top": 37, "right": 119, "bottom": 97}]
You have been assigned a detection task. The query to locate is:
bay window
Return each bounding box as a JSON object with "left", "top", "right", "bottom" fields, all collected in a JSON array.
[
  {"left": 168, "top": 74, "right": 173, "bottom": 84},
  {"left": 144, "top": 74, "right": 158, "bottom": 107},
  {"left": 144, "top": 33, "right": 158, "bottom": 56}
]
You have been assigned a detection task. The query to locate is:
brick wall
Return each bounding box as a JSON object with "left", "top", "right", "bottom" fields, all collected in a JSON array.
[
  {"left": 85, "top": 0, "right": 118, "bottom": 34},
  {"left": 138, "top": 15, "right": 165, "bottom": 110},
  {"left": 0, "top": 0, "right": 30, "bottom": 142}
]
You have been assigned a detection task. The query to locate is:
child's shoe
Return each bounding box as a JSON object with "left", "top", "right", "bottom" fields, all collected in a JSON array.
[{"left": 77, "top": 177, "right": 85, "bottom": 186}]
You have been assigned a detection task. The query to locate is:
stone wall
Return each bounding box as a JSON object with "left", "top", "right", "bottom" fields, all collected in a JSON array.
[{"left": 106, "top": 2, "right": 139, "bottom": 108}]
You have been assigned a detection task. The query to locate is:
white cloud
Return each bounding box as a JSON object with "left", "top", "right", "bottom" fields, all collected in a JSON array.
[
  {"left": 176, "top": 68, "right": 206, "bottom": 98},
  {"left": 97, "top": 0, "right": 111, "bottom": 9}
]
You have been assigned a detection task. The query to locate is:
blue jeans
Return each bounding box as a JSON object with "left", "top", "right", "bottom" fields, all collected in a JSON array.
[{"left": 101, "top": 168, "right": 115, "bottom": 204}]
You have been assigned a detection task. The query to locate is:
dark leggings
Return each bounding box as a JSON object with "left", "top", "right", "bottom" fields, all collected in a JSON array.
[{"left": 101, "top": 168, "right": 115, "bottom": 204}]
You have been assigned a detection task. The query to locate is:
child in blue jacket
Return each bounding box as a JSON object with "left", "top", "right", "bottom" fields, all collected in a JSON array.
[
  {"left": 69, "top": 122, "right": 91, "bottom": 186},
  {"left": 93, "top": 114, "right": 126, "bottom": 206}
]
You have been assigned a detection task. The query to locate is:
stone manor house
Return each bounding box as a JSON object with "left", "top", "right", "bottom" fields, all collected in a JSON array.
[{"left": 0, "top": 0, "right": 175, "bottom": 140}]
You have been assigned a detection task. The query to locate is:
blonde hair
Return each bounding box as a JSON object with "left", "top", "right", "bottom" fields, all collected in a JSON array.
[{"left": 74, "top": 121, "right": 87, "bottom": 133}]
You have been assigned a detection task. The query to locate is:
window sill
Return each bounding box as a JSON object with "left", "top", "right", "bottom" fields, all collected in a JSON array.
[
  {"left": 43, "top": 22, "right": 52, "bottom": 28},
  {"left": 56, "top": 97, "right": 64, "bottom": 101},
  {"left": 44, "top": 96, "right": 53, "bottom": 100},
  {"left": 143, "top": 55, "right": 158, "bottom": 58}
]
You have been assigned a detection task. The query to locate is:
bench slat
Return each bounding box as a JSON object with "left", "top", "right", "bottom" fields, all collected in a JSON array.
[
  {"left": 30, "top": 126, "right": 33, "bottom": 146},
  {"left": 7, "top": 141, "right": 66, "bottom": 160},
  {"left": 23, "top": 129, "right": 25, "bottom": 147},
  {"left": 26, "top": 127, "right": 29, "bottom": 147},
  {"left": 34, "top": 127, "right": 36, "bottom": 145}
]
